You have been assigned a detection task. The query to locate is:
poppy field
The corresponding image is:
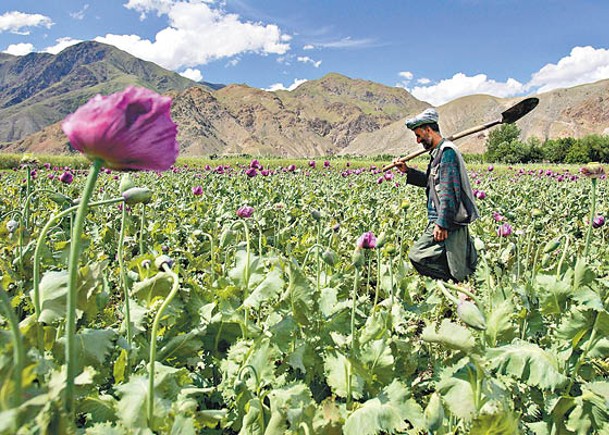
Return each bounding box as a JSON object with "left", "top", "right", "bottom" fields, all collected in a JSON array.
[{"left": 0, "top": 155, "right": 608, "bottom": 434}]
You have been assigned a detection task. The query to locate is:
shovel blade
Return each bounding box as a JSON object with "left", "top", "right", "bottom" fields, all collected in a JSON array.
[{"left": 501, "top": 97, "right": 539, "bottom": 124}]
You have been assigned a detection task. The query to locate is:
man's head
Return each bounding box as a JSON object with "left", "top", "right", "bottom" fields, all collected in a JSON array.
[{"left": 405, "top": 108, "right": 442, "bottom": 150}]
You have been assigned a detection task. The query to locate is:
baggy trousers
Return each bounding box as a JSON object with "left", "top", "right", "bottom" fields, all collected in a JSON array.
[{"left": 408, "top": 222, "right": 477, "bottom": 282}]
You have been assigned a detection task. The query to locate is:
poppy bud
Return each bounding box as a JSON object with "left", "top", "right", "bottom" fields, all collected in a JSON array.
[
  {"left": 122, "top": 187, "right": 152, "bottom": 205},
  {"left": 119, "top": 174, "right": 136, "bottom": 193},
  {"left": 424, "top": 392, "right": 444, "bottom": 431},
  {"left": 456, "top": 300, "right": 486, "bottom": 330},
  {"left": 48, "top": 192, "right": 73, "bottom": 207},
  {"left": 375, "top": 232, "right": 387, "bottom": 248},
  {"left": 220, "top": 228, "right": 235, "bottom": 248},
  {"left": 321, "top": 249, "right": 337, "bottom": 266},
  {"left": 311, "top": 209, "right": 321, "bottom": 221},
  {"left": 543, "top": 238, "right": 561, "bottom": 254},
  {"left": 351, "top": 249, "right": 364, "bottom": 268},
  {"left": 6, "top": 219, "right": 19, "bottom": 233},
  {"left": 155, "top": 255, "right": 173, "bottom": 270}
]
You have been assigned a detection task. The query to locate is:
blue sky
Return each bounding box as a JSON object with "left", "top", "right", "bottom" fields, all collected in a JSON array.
[{"left": 1, "top": 0, "right": 609, "bottom": 105}]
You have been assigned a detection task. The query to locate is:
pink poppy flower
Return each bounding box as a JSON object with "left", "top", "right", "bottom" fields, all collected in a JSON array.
[
  {"left": 357, "top": 231, "right": 377, "bottom": 249},
  {"left": 61, "top": 86, "right": 178, "bottom": 171},
  {"left": 237, "top": 206, "right": 254, "bottom": 218},
  {"left": 192, "top": 186, "right": 203, "bottom": 195}
]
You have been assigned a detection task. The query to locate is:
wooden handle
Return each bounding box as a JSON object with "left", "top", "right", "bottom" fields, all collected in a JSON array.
[
  {"left": 382, "top": 118, "right": 502, "bottom": 172},
  {"left": 381, "top": 147, "right": 428, "bottom": 171}
]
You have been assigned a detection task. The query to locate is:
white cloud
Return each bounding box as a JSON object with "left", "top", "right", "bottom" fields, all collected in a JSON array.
[
  {"left": 44, "top": 38, "right": 84, "bottom": 54},
  {"left": 124, "top": 0, "right": 177, "bottom": 19},
  {"left": 3, "top": 42, "right": 34, "bottom": 55},
  {"left": 527, "top": 46, "right": 609, "bottom": 93},
  {"left": 406, "top": 73, "right": 525, "bottom": 106},
  {"left": 0, "top": 11, "right": 53, "bottom": 35},
  {"left": 311, "top": 37, "right": 375, "bottom": 49},
  {"left": 297, "top": 56, "right": 321, "bottom": 68},
  {"left": 398, "top": 46, "right": 609, "bottom": 105},
  {"left": 303, "top": 44, "right": 315, "bottom": 50},
  {"left": 179, "top": 67, "right": 203, "bottom": 82},
  {"left": 265, "top": 78, "right": 307, "bottom": 91},
  {"left": 96, "top": 1, "right": 290, "bottom": 70},
  {"left": 399, "top": 71, "right": 413, "bottom": 80},
  {"left": 70, "top": 4, "right": 90, "bottom": 21}
]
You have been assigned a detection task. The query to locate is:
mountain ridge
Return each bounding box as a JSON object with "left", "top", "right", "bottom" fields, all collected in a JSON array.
[{"left": 1, "top": 41, "right": 608, "bottom": 157}]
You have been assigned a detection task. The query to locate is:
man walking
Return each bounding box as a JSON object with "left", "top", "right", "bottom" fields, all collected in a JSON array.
[{"left": 393, "top": 108, "right": 479, "bottom": 282}]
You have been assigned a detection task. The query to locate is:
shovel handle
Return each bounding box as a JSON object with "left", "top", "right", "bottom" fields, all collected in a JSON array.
[{"left": 382, "top": 118, "right": 502, "bottom": 172}]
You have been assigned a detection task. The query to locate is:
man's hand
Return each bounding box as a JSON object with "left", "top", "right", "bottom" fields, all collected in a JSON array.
[
  {"left": 393, "top": 160, "right": 408, "bottom": 173},
  {"left": 433, "top": 224, "right": 448, "bottom": 242}
]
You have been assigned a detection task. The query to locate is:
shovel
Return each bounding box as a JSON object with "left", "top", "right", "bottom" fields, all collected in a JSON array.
[{"left": 381, "top": 97, "right": 539, "bottom": 171}]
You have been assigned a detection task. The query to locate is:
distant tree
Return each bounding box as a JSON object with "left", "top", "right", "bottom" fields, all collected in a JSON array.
[
  {"left": 565, "top": 139, "right": 591, "bottom": 163},
  {"left": 541, "top": 137, "right": 575, "bottom": 163},
  {"left": 485, "top": 124, "right": 521, "bottom": 162}
]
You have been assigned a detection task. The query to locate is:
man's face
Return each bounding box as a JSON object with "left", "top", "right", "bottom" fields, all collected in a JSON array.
[{"left": 414, "top": 126, "right": 434, "bottom": 150}]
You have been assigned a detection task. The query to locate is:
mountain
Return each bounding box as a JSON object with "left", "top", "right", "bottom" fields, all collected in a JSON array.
[
  {"left": 2, "top": 41, "right": 609, "bottom": 157},
  {"left": 0, "top": 41, "right": 203, "bottom": 144}
]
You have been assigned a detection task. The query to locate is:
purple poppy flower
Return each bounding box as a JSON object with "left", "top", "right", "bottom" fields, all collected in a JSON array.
[
  {"left": 492, "top": 211, "right": 505, "bottom": 222},
  {"left": 261, "top": 169, "right": 270, "bottom": 176},
  {"left": 592, "top": 215, "right": 605, "bottom": 228},
  {"left": 357, "top": 231, "right": 377, "bottom": 249},
  {"left": 236, "top": 206, "right": 254, "bottom": 218},
  {"left": 250, "top": 159, "right": 262, "bottom": 169},
  {"left": 59, "top": 171, "right": 74, "bottom": 184},
  {"left": 61, "top": 86, "right": 178, "bottom": 171},
  {"left": 192, "top": 185, "right": 203, "bottom": 195},
  {"left": 474, "top": 190, "right": 486, "bottom": 200},
  {"left": 324, "top": 160, "right": 330, "bottom": 167},
  {"left": 376, "top": 176, "right": 384, "bottom": 184},
  {"left": 384, "top": 172, "right": 394, "bottom": 181},
  {"left": 497, "top": 223, "right": 513, "bottom": 237},
  {"left": 309, "top": 160, "right": 316, "bottom": 168},
  {"left": 287, "top": 164, "right": 296, "bottom": 172},
  {"left": 245, "top": 168, "right": 257, "bottom": 178},
  {"left": 487, "top": 165, "right": 494, "bottom": 172}
]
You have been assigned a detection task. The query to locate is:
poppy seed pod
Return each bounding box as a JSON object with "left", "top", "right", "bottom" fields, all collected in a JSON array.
[{"left": 122, "top": 187, "right": 153, "bottom": 205}]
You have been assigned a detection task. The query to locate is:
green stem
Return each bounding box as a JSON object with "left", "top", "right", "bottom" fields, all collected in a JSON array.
[
  {"left": 147, "top": 263, "right": 180, "bottom": 427},
  {"left": 139, "top": 204, "right": 146, "bottom": 255},
  {"left": 64, "top": 158, "right": 103, "bottom": 420},
  {"left": 33, "top": 197, "right": 124, "bottom": 321},
  {"left": 351, "top": 267, "right": 359, "bottom": 353},
  {"left": 583, "top": 178, "right": 597, "bottom": 259},
  {"left": 118, "top": 204, "right": 133, "bottom": 366},
  {"left": 231, "top": 220, "right": 251, "bottom": 338},
  {"left": 0, "top": 285, "right": 25, "bottom": 408}
]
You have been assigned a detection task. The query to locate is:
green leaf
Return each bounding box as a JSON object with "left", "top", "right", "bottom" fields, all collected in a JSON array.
[
  {"left": 573, "top": 258, "right": 596, "bottom": 291},
  {"left": 323, "top": 351, "right": 364, "bottom": 399},
  {"left": 243, "top": 267, "right": 284, "bottom": 309},
  {"left": 171, "top": 414, "right": 197, "bottom": 435},
  {"left": 55, "top": 328, "right": 116, "bottom": 371},
  {"left": 115, "top": 375, "right": 149, "bottom": 428},
  {"left": 266, "top": 382, "right": 315, "bottom": 431},
  {"left": 80, "top": 394, "right": 118, "bottom": 424},
  {"left": 132, "top": 272, "right": 174, "bottom": 307},
  {"left": 486, "top": 341, "right": 568, "bottom": 390},
  {"left": 283, "top": 261, "right": 316, "bottom": 326},
  {"left": 421, "top": 319, "right": 475, "bottom": 352},
  {"left": 535, "top": 274, "right": 572, "bottom": 315},
  {"left": 438, "top": 370, "right": 476, "bottom": 421},
  {"left": 485, "top": 300, "right": 517, "bottom": 346},
  {"left": 470, "top": 408, "right": 520, "bottom": 435},
  {"left": 239, "top": 398, "right": 264, "bottom": 435},
  {"left": 343, "top": 380, "right": 424, "bottom": 435},
  {"left": 37, "top": 270, "right": 68, "bottom": 323}
]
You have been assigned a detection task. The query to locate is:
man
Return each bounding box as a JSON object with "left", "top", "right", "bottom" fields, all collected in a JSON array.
[{"left": 393, "top": 108, "right": 479, "bottom": 282}]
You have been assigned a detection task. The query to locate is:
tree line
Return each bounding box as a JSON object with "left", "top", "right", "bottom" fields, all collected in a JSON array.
[{"left": 484, "top": 124, "right": 609, "bottom": 164}]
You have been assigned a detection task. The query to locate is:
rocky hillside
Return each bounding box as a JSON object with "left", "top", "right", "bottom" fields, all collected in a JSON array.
[
  {"left": 2, "top": 40, "right": 609, "bottom": 157},
  {"left": 0, "top": 41, "right": 202, "bottom": 144}
]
